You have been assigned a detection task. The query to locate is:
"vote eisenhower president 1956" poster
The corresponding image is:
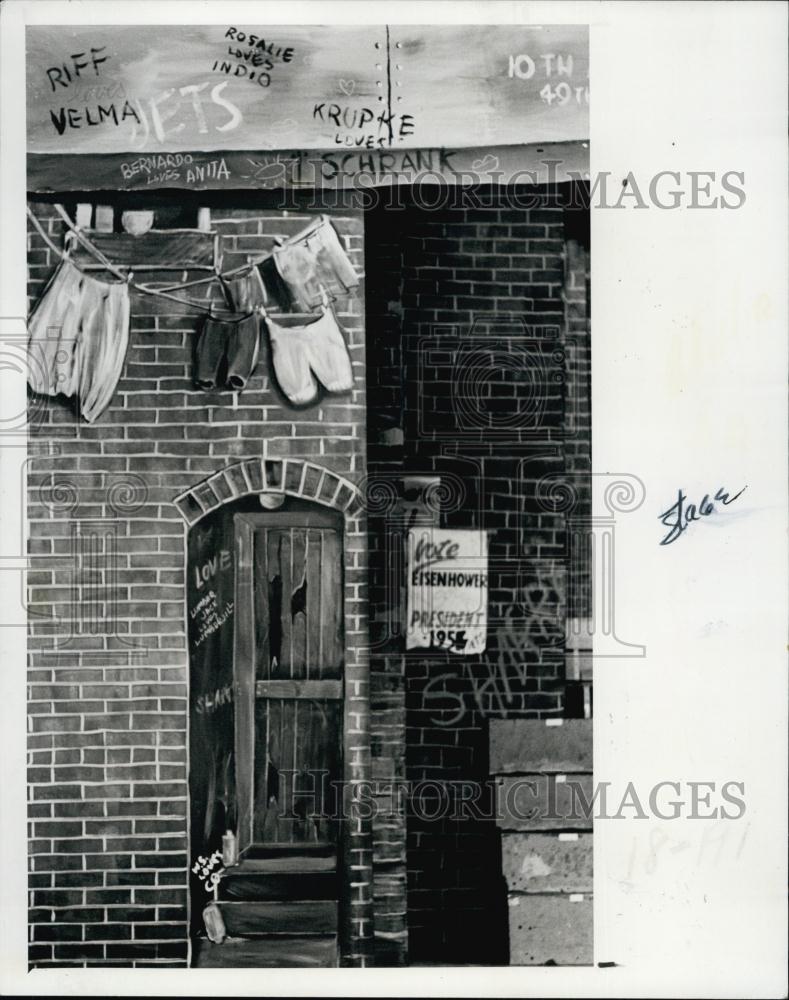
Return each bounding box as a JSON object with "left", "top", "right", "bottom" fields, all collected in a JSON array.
[{"left": 406, "top": 528, "right": 488, "bottom": 655}]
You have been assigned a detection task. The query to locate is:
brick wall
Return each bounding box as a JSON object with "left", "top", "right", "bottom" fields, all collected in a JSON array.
[
  {"left": 562, "top": 205, "right": 592, "bottom": 621},
  {"left": 364, "top": 217, "right": 409, "bottom": 966},
  {"left": 365, "top": 185, "right": 591, "bottom": 965},
  {"left": 26, "top": 182, "right": 590, "bottom": 969},
  {"left": 26, "top": 193, "right": 372, "bottom": 967}
]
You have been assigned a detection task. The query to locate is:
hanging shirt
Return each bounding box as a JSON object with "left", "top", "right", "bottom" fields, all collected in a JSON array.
[{"left": 271, "top": 216, "right": 359, "bottom": 311}]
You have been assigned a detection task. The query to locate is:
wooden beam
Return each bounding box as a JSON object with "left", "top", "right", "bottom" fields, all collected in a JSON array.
[
  {"left": 234, "top": 515, "right": 256, "bottom": 854},
  {"left": 255, "top": 679, "right": 342, "bottom": 701},
  {"left": 69, "top": 228, "right": 217, "bottom": 271},
  {"left": 27, "top": 141, "right": 590, "bottom": 193},
  {"left": 27, "top": 25, "right": 589, "bottom": 156}
]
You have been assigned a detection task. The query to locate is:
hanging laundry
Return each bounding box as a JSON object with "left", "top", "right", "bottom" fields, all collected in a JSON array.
[
  {"left": 265, "top": 306, "right": 353, "bottom": 406},
  {"left": 195, "top": 311, "right": 260, "bottom": 391},
  {"left": 27, "top": 258, "right": 130, "bottom": 423},
  {"left": 224, "top": 267, "right": 268, "bottom": 315},
  {"left": 271, "top": 215, "right": 359, "bottom": 311}
]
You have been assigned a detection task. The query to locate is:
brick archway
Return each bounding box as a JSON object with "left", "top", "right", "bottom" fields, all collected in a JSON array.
[
  {"left": 178, "top": 458, "right": 374, "bottom": 965},
  {"left": 173, "top": 458, "right": 363, "bottom": 525}
]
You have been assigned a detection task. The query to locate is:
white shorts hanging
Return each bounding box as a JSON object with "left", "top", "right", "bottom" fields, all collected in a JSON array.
[{"left": 265, "top": 306, "right": 354, "bottom": 406}]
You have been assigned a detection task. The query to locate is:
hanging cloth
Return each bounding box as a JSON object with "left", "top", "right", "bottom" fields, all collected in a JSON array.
[
  {"left": 264, "top": 302, "right": 354, "bottom": 406},
  {"left": 195, "top": 311, "right": 260, "bottom": 391},
  {"left": 27, "top": 257, "right": 130, "bottom": 423},
  {"left": 224, "top": 265, "right": 268, "bottom": 314},
  {"left": 271, "top": 215, "right": 359, "bottom": 311}
]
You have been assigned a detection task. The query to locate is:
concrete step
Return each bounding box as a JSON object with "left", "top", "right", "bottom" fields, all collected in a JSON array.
[
  {"left": 219, "top": 899, "right": 338, "bottom": 937},
  {"left": 219, "top": 848, "right": 338, "bottom": 902},
  {"left": 193, "top": 933, "right": 338, "bottom": 968}
]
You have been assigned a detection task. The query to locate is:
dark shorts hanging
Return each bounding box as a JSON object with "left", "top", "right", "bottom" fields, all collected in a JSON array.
[{"left": 195, "top": 312, "right": 260, "bottom": 390}]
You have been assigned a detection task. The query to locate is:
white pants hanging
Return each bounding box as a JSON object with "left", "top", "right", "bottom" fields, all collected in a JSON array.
[{"left": 27, "top": 259, "right": 130, "bottom": 423}]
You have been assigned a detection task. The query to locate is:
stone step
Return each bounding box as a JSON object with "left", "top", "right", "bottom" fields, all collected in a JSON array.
[
  {"left": 193, "top": 933, "right": 338, "bottom": 968},
  {"left": 219, "top": 845, "right": 339, "bottom": 902},
  {"left": 219, "top": 899, "right": 338, "bottom": 937}
]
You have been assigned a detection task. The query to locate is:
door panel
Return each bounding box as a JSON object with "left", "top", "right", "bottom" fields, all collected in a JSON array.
[
  {"left": 255, "top": 526, "right": 342, "bottom": 681},
  {"left": 253, "top": 697, "right": 341, "bottom": 845},
  {"left": 235, "top": 512, "right": 344, "bottom": 856}
]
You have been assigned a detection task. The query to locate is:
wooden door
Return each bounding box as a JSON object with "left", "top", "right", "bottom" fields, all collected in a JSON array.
[{"left": 234, "top": 511, "right": 344, "bottom": 856}]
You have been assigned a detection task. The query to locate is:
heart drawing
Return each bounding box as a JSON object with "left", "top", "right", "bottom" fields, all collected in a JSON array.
[{"left": 472, "top": 154, "right": 500, "bottom": 172}]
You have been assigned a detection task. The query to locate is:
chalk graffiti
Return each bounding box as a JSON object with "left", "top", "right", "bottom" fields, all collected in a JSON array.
[
  {"left": 539, "top": 83, "right": 589, "bottom": 107},
  {"left": 246, "top": 152, "right": 300, "bottom": 185},
  {"left": 193, "top": 548, "right": 232, "bottom": 590},
  {"left": 119, "top": 153, "right": 231, "bottom": 186},
  {"left": 421, "top": 568, "right": 564, "bottom": 726},
  {"left": 507, "top": 51, "right": 588, "bottom": 107},
  {"left": 191, "top": 850, "right": 225, "bottom": 893},
  {"left": 48, "top": 81, "right": 243, "bottom": 144},
  {"left": 507, "top": 52, "right": 575, "bottom": 80},
  {"left": 191, "top": 588, "right": 234, "bottom": 648},
  {"left": 195, "top": 684, "right": 233, "bottom": 715}
]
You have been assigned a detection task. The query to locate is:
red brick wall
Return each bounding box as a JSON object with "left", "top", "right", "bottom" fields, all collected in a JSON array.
[
  {"left": 26, "top": 195, "right": 372, "bottom": 967},
  {"left": 364, "top": 186, "right": 591, "bottom": 964}
]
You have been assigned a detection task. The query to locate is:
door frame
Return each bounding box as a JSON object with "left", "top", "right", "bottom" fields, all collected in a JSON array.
[{"left": 233, "top": 509, "right": 345, "bottom": 856}]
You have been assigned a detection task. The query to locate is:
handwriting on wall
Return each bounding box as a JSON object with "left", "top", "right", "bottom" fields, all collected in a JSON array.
[
  {"left": 191, "top": 588, "right": 234, "bottom": 648},
  {"left": 194, "top": 548, "right": 232, "bottom": 589},
  {"left": 212, "top": 27, "right": 295, "bottom": 89},
  {"left": 188, "top": 510, "right": 238, "bottom": 900},
  {"left": 27, "top": 25, "right": 588, "bottom": 155},
  {"left": 195, "top": 684, "right": 234, "bottom": 715},
  {"left": 507, "top": 50, "right": 589, "bottom": 106},
  {"left": 29, "top": 141, "right": 590, "bottom": 194},
  {"left": 42, "top": 44, "right": 245, "bottom": 141},
  {"left": 422, "top": 568, "right": 564, "bottom": 725},
  {"left": 313, "top": 102, "right": 415, "bottom": 149},
  {"left": 190, "top": 548, "right": 234, "bottom": 646}
]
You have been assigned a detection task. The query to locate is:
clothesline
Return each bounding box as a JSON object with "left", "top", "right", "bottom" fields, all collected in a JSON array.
[
  {"left": 28, "top": 203, "right": 360, "bottom": 420},
  {"left": 56, "top": 204, "right": 248, "bottom": 310},
  {"left": 52, "top": 204, "right": 366, "bottom": 299},
  {"left": 28, "top": 206, "right": 214, "bottom": 310},
  {"left": 28, "top": 204, "right": 365, "bottom": 316}
]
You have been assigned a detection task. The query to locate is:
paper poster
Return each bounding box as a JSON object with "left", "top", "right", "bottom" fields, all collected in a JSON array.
[{"left": 406, "top": 528, "right": 488, "bottom": 655}]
